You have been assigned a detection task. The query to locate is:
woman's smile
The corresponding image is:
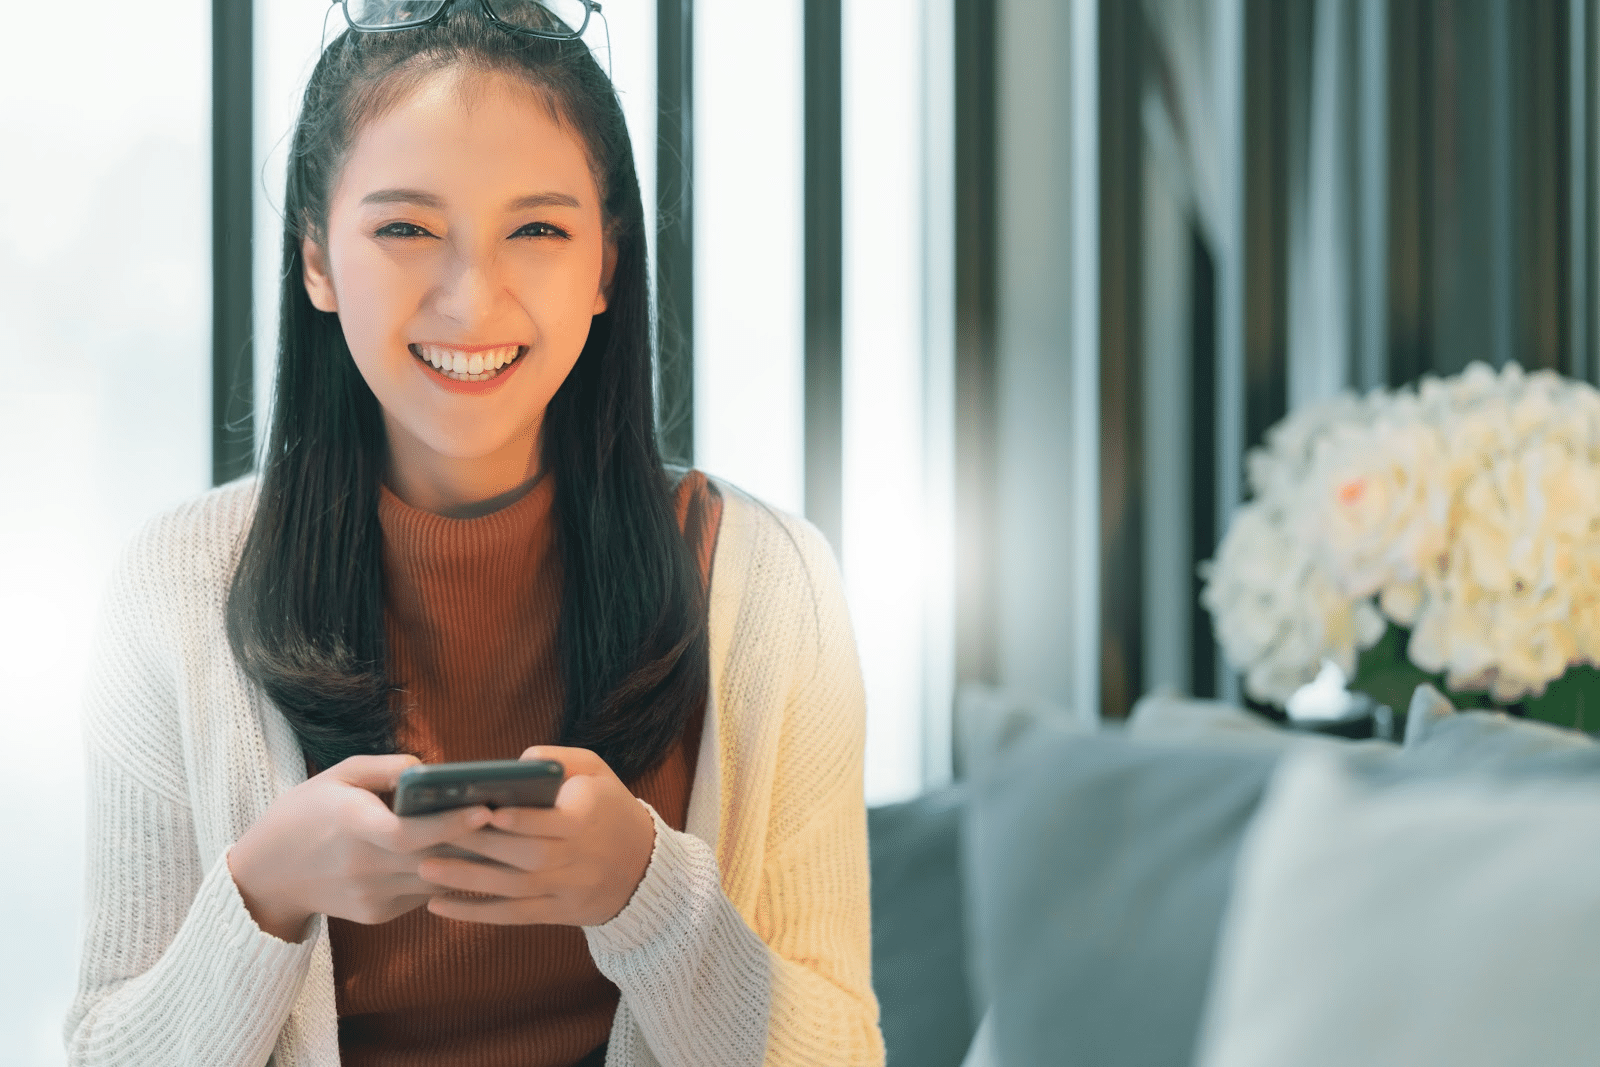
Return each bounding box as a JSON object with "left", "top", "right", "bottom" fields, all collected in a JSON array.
[{"left": 410, "top": 342, "right": 528, "bottom": 382}]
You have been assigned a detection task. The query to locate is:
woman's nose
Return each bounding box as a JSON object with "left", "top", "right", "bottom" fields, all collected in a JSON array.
[{"left": 431, "top": 251, "right": 506, "bottom": 326}]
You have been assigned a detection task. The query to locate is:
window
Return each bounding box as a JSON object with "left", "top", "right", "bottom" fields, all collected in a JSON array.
[{"left": 0, "top": 4, "right": 212, "bottom": 1060}]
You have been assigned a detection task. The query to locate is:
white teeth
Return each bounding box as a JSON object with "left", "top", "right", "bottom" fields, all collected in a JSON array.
[{"left": 415, "top": 344, "right": 521, "bottom": 382}]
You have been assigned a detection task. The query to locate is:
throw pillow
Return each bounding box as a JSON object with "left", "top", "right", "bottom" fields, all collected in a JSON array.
[
  {"left": 1196, "top": 749, "right": 1600, "bottom": 1067},
  {"left": 1397, "top": 683, "right": 1598, "bottom": 777},
  {"left": 868, "top": 786, "right": 976, "bottom": 1067},
  {"left": 963, "top": 727, "right": 1282, "bottom": 1067}
]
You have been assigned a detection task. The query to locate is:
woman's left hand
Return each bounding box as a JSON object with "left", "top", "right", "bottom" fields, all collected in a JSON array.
[{"left": 420, "top": 745, "right": 657, "bottom": 927}]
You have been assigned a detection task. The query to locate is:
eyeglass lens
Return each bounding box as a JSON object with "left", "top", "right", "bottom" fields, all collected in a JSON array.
[
  {"left": 487, "top": 0, "right": 591, "bottom": 36},
  {"left": 344, "top": 1, "right": 448, "bottom": 28},
  {"left": 344, "top": 0, "right": 591, "bottom": 37}
]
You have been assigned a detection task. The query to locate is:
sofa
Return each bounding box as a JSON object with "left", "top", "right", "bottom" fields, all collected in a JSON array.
[{"left": 867, "top": 684, "right": 1600, "bottom": 1067}]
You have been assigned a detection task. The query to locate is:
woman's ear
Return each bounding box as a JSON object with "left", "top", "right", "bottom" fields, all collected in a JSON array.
[
  {"left": 301, "top": 237, "right": 339, "bottom": 313},
  {"left": 592, "top": 236, "right": 618, "bottom": 316}
]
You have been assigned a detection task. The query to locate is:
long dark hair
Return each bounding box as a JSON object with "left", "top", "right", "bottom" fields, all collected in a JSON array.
[{"left": 226, "top": 5, "right": 707, "bottom": 782}]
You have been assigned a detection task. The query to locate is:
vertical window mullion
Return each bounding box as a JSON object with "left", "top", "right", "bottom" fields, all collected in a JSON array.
[
  {"left": 657, "top": 0, "right": 695, "bottom": 465},
  {"left": 952, "top": 0, "right": 999, "bottom": 696},
  {"left": 804, "top": 0, "right": 845, "bottom": 553},
  {"left": 213, "top": 0, "right": 255, "bottom": 485}
]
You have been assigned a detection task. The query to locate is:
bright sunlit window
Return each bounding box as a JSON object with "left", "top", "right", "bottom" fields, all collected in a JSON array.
[
  {"left": 0, "top": 5, "right": 212, "bottom": 1064},
  {"left": 843, "top": 0, "right": 955, "bottom": 804},
  {"left": 693, "top": 0, "right": 807, "bottom": 515},
  {"left": 695, "top": 0, "right": 953, "bottom": 804}
]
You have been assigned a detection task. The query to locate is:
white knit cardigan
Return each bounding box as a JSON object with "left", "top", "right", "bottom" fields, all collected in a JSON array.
[{"left": 65, "top": 477, "right": 884, "bottom": 1067}]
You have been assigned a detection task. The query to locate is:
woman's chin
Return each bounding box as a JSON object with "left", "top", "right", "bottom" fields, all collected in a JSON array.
[{"left": 385, "top": 422, "right": 541, "bottom": 482}]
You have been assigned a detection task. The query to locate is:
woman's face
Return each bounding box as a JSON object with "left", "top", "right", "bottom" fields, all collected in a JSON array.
[{"left": 302, "top": 66, "right": 613, "bottom": 508}]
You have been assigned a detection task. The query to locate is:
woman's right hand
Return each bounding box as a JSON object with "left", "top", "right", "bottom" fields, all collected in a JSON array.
[{"left": 226, "top": 754, "right": 492, "bottom": 942}]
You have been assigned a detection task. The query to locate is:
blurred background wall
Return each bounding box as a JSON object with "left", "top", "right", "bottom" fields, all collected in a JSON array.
[
  {"left": 1, "top": 1, "right": 1595, "bottom": 1062},
  {"left": 1100, "top": 0, "right": 1598, "bottom": 716}
]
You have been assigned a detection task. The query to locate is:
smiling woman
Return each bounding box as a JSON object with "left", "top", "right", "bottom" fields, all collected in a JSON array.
[
  {"left": 298, "top": 68, "right": 615, "bottom": 512},
  {"left": 64, "top": 4, "right": 882, "bottom": 1066}
]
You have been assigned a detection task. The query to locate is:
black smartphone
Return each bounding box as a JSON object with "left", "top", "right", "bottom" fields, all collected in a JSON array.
[{"left": 391, "top": 759, "right": 565, "bottom": 817}]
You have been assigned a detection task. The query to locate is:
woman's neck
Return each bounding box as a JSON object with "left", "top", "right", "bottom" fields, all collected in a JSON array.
[
  {"left": 382, "top": 418, "right": 544, "bottom": 517},
  {"left": 424, "top": 471, "right": 546, "bottom": 519}
]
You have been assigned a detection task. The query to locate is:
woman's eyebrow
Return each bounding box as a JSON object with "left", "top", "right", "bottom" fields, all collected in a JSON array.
[
  {"left": 357, "top": 189, "right": 583, "bottom": 210},
  {"left": 506, "top": 192, "right": 582, "bottom": 211},
  {"left": 360, "top": 188, "right": 445, "bottom": 208}
]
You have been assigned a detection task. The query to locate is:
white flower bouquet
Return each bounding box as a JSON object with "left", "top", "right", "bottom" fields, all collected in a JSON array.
[{"left": 1202, "top": 362, "right": 1600, "bottom": 730}]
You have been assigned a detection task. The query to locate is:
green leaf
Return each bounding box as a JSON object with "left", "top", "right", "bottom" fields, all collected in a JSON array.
[
  {"left": 1523, "top": 665, "right": 1600, "bottom": 732},
  {"left": 1350, "top": 622, "right": 1597, "bottom": 734},
  {"left": 1350, "top": 623, "right": 1442, "bottom": 716}
]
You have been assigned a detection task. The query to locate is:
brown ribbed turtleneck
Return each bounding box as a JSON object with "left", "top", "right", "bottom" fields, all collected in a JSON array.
[{"left": 330, "top": 472, "right": 721, "bottom": 1067}]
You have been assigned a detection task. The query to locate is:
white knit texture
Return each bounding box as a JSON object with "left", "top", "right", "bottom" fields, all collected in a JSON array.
[{"left": 65, "top": 478, "right": 884, "bottom": 1067}]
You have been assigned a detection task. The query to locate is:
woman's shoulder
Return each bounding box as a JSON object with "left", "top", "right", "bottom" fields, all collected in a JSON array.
[
  {"left": 108, "top": 476, "right": 260, "bottom": 616},
  {"left": 85, "top": 479, "right": 262, "bottom": 765},
  {"left": 700, "top": 475, "right": 839, "bottom": 590},
  {"left": 699, "top": 477, "right": 865, "bottom": 760},
  {"left": 698, "top": 474, "right": 850, "bottom": 670}
]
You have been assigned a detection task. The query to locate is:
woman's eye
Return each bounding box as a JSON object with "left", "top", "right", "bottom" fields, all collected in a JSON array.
[
  {"left": 513, "top": 221, "right": 571, "bottom": 240},
  {"left": 374, "top": 222, "right": 433, "bottom": 239}
]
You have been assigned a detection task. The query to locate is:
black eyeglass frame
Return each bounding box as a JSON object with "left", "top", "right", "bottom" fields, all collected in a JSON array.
[{"left": 335, "top": 0, "right": 602, "bottom": 41}]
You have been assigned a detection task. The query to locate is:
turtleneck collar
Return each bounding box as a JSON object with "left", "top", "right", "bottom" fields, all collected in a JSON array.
[{"left": 376, "top": 472, "right": 559, "bottom": 652}]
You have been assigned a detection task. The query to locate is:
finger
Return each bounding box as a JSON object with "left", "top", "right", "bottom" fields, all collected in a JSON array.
[
  {"left": 428, "top": 892, "right": 562, "bottom": 926},
  {"left": 417, "top": 855, "right": 545, "bottom": 898},
  {"left": 519, "top": 744, "right": 606, "bottom": 778},
  {"left": 422, "top": 841, "right": 484, "bottom": 862},
  {"left": 451, "top": 826, "right": 559, "bottom": 869},
  {"left": 386, "top": 804, "right": 495, "bottom": 853},
  {"left": 487, "top": 805, "right": 570, "bottom": 838},
  {"left": 380, "top": 870, "right": 445, "bottom": 899},
  {"left": 323, "top": 753, "right": 422, "bottom": 792},
  {"left": 339, "top": 892, "right": 435, "bottom": 925}
]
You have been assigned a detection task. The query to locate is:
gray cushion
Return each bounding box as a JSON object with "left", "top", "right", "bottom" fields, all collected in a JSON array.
[
  {"left": 869, "top": 786, "right": 976, "bottom": 1067},
  {"left": 1197, "top": 749, "right": 1600, "bottom": 1067},
  {"left": 958, "top": 689, "right": 1398, "bottom": 1067},
  {"left": 1393, "top": 684, "right": 1600, "bottom": 778},
  {"left": 964, "top": 729, "right": 1282, "bottom": 1067},
  {"left": 958, "top": 683, "right": 1597, "bottom": 1067}
]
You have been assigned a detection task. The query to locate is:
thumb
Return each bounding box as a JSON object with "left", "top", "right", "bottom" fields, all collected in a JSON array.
[
  {"left": 322, "top": 753, "right": 422, "bottom": 792},
  {"left": 520, "top": 744, "right": 603, "bottom": 778}
]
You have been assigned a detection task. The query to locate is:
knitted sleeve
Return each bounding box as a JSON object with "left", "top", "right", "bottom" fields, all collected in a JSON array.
[
  {"left": 64, "top": 521, "right": 317, "bottom": 1067},
  {"left": 584, "top": 509, "right": 884, "bottom": 1066}
]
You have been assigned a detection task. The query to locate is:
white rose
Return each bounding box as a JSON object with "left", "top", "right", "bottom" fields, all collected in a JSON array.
[
  {"left": 1408, "top": 594, "right": 1491, "bottom": 689},
  {"left": 1301, "top": 406, "right": 1452, "bottom": 599},
  {"left": 1379, "top": 579, "right": 1424, "bottom": 625},
  {"left": 1205, "top": 498, "right": 1384, "bottom": 706},
  {"left": 1416, "top": 361, "right": 1505, "bottom": 427},
  {"left": 1451, "top": 438, "right": 1600, "bottom": 601},
  {"left": 1413, "top": 429, "right": 1600, "bottom": 699},
  {"left": 1247, "top": 391, "right": 1375, "bottom": 506},
  {"left": 1203, "top": 504, "right": 1302, "bottom": 662},
  {"left": 1490, "top": 597, "right": 1576, "bottom": 701},
  {"left": 1206, "top": 363, "right": 1600, "bottom": 708},
  {"left": 1568, "top": 568, "right": 1600, "bottom": 665}
]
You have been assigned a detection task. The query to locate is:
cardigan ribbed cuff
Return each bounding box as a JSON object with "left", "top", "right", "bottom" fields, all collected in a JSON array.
[
  {"left": 205, "top": 851, "right": 322, "bottom": 1000},
  {"left": 69, "top": 854, "right": 319, "bottom": 1066},
  {"left": 584, "top": 802, "right": 721, "bottom": 956}
]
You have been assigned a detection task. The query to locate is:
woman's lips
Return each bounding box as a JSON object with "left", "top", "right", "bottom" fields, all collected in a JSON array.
[
  {"left": 409, "top": 343, "right": 529, "bottom": 394},
  {"left": 411, "top": 343, "right": 525, "bottom": 381}
]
